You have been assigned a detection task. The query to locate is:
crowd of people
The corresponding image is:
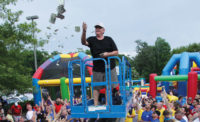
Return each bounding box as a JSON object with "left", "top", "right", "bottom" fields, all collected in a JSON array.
[
  {"left": 1, "top": 87, "right": 200, "bottom": 122},
  {"left": 125, "top": 87, "right": 200, "bottom": 122},
  {"left": 0, "top": 96, "right": 86, "bottom": 122}
]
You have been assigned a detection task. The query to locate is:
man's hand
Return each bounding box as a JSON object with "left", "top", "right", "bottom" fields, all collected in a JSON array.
[
  {"left": 100, "top": 51, "right": 118, "bottom": 58},
  {"left": 82, "top": 22, "right": 87, "bottom": 32},
  {"left": 103, "top": 52, "right": 109, "bottom": 57},
  {"left": 99, "top": 52, "right": 109, "bottom": 58}
]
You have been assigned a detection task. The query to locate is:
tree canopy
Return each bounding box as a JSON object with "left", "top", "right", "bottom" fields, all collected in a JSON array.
[
  {"left": 133, "top": 37, "right": 171, "bottom": 80},
  {"left": 0, "top": 0, "right": 48, "bottom": 94},
  {"left": 172, "top": 43, "right": 200, "bottom": 54}
]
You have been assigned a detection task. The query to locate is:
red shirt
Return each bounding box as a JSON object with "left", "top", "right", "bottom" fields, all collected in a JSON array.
[
  {"left": 190, "top": 108, "right": 197, "bottom": 116},
  {"left": 163, "top": 105, "right": 167, "bottom": 109},
  {"left": 54, "top": 103, "right": 62, "bottom": 114},
  {"left": 100, "top": 88, "right": 106, "bottom": 94},
  {"left": 99, "top": 85, "right": 120, "bottom": 94},
  {"left": 33, "top": 106, "right": 41, "bottom": 112},
  {"left": 11, "top": 105, "right": 22, "bottom": 116}
]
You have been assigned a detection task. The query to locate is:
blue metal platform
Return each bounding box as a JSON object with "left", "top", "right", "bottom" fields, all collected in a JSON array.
[{"left": 68, "top": 56, "right": 133, "bottom": 118}]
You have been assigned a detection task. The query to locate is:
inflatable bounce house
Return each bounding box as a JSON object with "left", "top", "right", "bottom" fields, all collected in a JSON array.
[
  {"left": 32, "top": 52, "right": 93, "bottom": 105},
  {"left": 149, "top": 52, "right": 200, "bottom": 101}
]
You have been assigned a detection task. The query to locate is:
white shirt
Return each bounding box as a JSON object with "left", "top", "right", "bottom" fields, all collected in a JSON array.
[
  {"left": 183, "top": 116, "right": 188, "bottom": 122},
  {"left": 26, "top": 111, "right": 33, "bottom": 120},
  {"left": 193, "top": 117, "right": 200, "bottom": 122}
]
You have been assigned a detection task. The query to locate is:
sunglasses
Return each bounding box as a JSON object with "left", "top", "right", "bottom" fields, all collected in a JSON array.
[{"left": 95, "top": 26, "right": 103, "bottom": 29}]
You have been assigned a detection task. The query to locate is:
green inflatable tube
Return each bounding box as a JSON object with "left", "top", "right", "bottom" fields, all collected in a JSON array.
[
  {"left": 60, "top": 77, "right": 70, "bottom": 101},
  {"left": 154, "top": 75, "right": 200, "bottom": 81}
]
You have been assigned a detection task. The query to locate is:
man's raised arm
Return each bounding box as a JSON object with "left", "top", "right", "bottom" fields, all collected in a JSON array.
[{"left": 81, "top": 22, "right": 89, "bottom": 46}]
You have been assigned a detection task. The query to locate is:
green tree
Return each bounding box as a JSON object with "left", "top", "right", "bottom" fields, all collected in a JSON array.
[
  {"left": 133, "top": 38, "right": 171, "bottom": 80},
  {"left": 50, "top": 51, "right": 61, "bottom": 56},
  {"left": 0, "top": 0, "right": 47, "bottom": 94},
  {"left": 172, "top": 43, "right": 200, "bottom": 54},
  {"left": 21, "top": 50, "right": 50, "bottom": 75},
  {"left": 133, "top": 40, "right": 155, "bottom": 79},
  {"left": 155, "top": 37, "right": 171, "bottom": 75},
  {"left": 118, "top": 54, "right": 140, "bottom": 79}
]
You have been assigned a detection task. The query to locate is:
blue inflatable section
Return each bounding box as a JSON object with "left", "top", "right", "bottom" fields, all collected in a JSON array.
[
  {"left": 178, "top": 52, "right": 190, "bottom": 96},
  {"left": 161, "top": 52, "right": 200, "bottom": 96},
  {"left": 78, "top": 52, "right": 88, "bottom": 59},
  {"left": 190, "top": 52, "right": 200, "bottom": 66},
  {"left": 162, "top": 54, "right": 180, "bottom": 93},
  {"left": 32, "top": 78, "right": 41, "bottom": 105}
]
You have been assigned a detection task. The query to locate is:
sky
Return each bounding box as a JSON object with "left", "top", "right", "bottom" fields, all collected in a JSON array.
[{"left": 12, "top": 0, "right": 200, "bottom": 57}]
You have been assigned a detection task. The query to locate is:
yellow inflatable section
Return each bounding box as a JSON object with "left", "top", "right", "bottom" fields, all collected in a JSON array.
[
  {"left": 133, "top": 87, "right": 162, "bottom": 93},
  {"left": 38, "top": 77, "right": 91, "bottom": 86},
  {"left": 193, "top": 61, "right": 198, "bottom": 68}
]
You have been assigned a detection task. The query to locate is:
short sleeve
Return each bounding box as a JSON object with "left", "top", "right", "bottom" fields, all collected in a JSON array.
[
  {"left": 86, "top": 37, "right": 94, "bottom": 47},
  {"left": 109, "top": 37, "right": 118, "bottom": 51}
]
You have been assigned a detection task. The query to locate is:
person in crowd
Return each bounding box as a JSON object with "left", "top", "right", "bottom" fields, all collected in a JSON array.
[
  {"left": 163, "top": 110, "right": 172, "bottom": 121},
  {"left": 125, "top": 103, "right": 136, "bottom": 122},
  {"left": 193, "top": 108, "right": 200, "bottom": 122},
  {"left": 45, "top": 105, "right": 55, "bottom": 121},
  {"left": 0, "top": 102, "right": 5, "bottom": 121},
  {"left": 151, "top": 105, "right": 157, "bottom": 112},
  {"left": 187, "top": 97, "right": 193, "bottom": 107},
  {"left": 151, "top": 110, "right": 160, "bottom": 122},
  {"left": 174, "top": 110, "right": 186, "bottom": 122},
  {"left": 142, "top": 104, "right": 153, "bottom": 121},
  {"left": 11, "top": 102, "right": 22, "bottom": 122},
  {"left": 60, "top": 108, "right": 68, "bottom": 120},
  {"left": 189, "top": 99, "right": 199, "bottom": 117},
  {"left": 36, "top": 104, "right": 46, "bottom": 121},
  {"left": 6, "top": 109, "right": 14, "bottom": 122},
  {"left": 33, "top": 104, "right": 39, "bottom": 112},
  {"left": 181, "top": 107, "right": 188, "bottom": 122},
  {"left": 54, "top": 98, "right": 62, "bottom": 114},
  {"left": 156, "top": 102, "right": 165, "bottom": 122},
  {"left": 137, "top": 102, "right": 146, "bottom": 121},
  {"left": 26, "top": 103, "right": 36, "bottom": 121},
  {"left": 19, "top": 116, "right": 25, "bottom": 122},
  {"left": 178, "top": 96, "right": 184, "bottom": 106}
]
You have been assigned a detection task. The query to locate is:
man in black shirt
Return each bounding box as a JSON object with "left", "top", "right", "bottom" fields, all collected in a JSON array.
[{"left": 81, "top": 22, "right": 118, "bottom": 106}]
